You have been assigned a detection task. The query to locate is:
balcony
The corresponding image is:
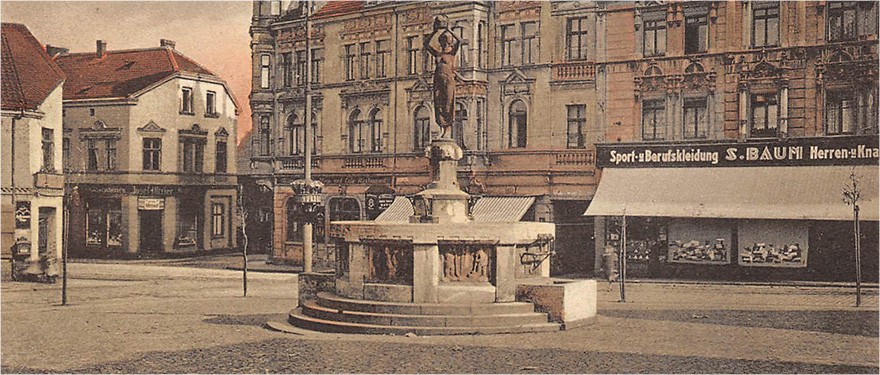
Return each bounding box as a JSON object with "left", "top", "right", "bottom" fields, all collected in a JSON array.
[
  {"left": 342, "top": 155, "right": 387, "bottom": 169},
  {"left": 552, "top": 61, "right": 596, "bottom": 82},
  {"left": 34, "top": 171, "right": 64, "bottom": 190},
  {"left": 275, "top": 155, "right": 321, "bottom": 172}
]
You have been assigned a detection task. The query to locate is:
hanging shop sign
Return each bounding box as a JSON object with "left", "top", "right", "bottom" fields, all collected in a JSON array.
[
  {"left": 137, "top": 197, "right": 166, "bottom": 211},
  {"left": 15, "top": 201, "right": 31, "bottom": 229},
  {"left": 596, "top": 135, "right": 879, "bottom": 168}
]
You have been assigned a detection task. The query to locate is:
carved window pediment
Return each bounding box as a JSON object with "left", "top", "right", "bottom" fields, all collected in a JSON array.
[
  {"left": 137, "top": 120, "right": 166, "bottom": 133},
  {"left": 180, "top": 123, "right": 208, "bottom": 137},
  {"left": 501, "top": 69, "right": 535, "bottom": 97},
  {"left": 215, "top": 127, "right": 229, "bottom": 138}
]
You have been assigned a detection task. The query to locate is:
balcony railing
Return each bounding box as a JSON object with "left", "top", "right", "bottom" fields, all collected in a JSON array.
[
  {"left": 552, "top": 61, "right": 596, "bottom": 82},
  {"left": 554, "top": 150, "right": 595, "bottom": 166},
  {"left": 342, "top": 155, "right": 386, "bottom": 169}
]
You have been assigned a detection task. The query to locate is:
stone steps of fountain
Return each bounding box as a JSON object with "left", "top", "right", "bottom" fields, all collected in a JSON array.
[
  {"left": 315, "top": 292, "right": 537, "bottom": 316},
  {"left": 301, "top": 299, "right": 551, "bottom": 327},
  {"left": 288, "top": 307, "right": 562, "bottom": 336}
]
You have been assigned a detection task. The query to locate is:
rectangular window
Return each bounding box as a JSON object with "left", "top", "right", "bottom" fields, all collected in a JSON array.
[
  {"left": 212, "top": 203, "right": 224, "bottom": 237},
  {"left": 41, "top": 128, "right": 54, "bottom": 171},
  {"left": 281, "top": 52, "right": 292, "bottom": 87},
  {"left": 501, "top": 24, "right": 517, "bottom": 66},
  {"left": 567, "top": 17, "right": 589, "bottom": 60},
  {"left": 311, "top": 48, "right": 322, "bottom": 83},
  {"left": 566, "top": 105, "right": 586, "bottom": 148},
  {"left": 828, "top": 1, "right": 859, "bottom": 42},
  {"left": 453, "top": 26, "right": 469, "bottom": 68},
  {"left": 344, "top": 44, "right": 356, "bottom": 80},
  {"left": 642, "top": 99, "right": 666, "bottom": 141},
  {"left": 477, "top": 21, "right": 487, "bottom": 69},
  {"left": 62, "top": 138, "right": 71, "bottom": 172},
  {"left": 215, "top": 141, "right": 227, "bottom": 173},
  {"left": 683, "top": 98, "right": 708, "bottom": 139},
  {"left": 826, "top": 91, "right": 858, "bottom": 135},
  {"left": 643, "top": 19, "right": 666, "bottom": 57},
  {"left": 685, "top": 14, "right": 708, "bottom": 54},
  {"left": 206, "top": 91, "right": 216, "bottom": 116},
  {"left": 422, "top": 33, "right": 435, "bottom": 73},
  {"left": 407, "top": 36, "right": 419, "bottom": 75},
  {"left": 295, "top": 50, "right": 307, "bottom": 86},
  {"left": 376, "top": 40, "right": 389, "bottom": 78},
  {"left": 87, "top": 139, "right": 98, "bottom": 171},
  {"left": 359, "top": 42, "right": 371, "bottom": 79},
  {"left": 752, "top": 2, "right": 780, "bottom": 48},
  {"left": 143, "top": 138, "right": 162, "bottom": 171},
  {"left": 181, "top": 87, "right": 194, "bottom": 114},
  {"left": 182, "top": 139, "right": 205, "bottom": 172},
  {"left": 260, "top": 54, "right": 270, "bottom": 89},
  {"left": 750, "top": 93, "right": 779, "bottom": 138},
  {"left": 105, "top": 139, "right": 117, "bottom": 170},
  {"left": 259, "top": 116, "right": 270, "bottom": 156},
  {"left": 521, "top": 22, "right": 537, "bottom": 65},
  {"left": 476, "top": 99, "right": 486, "bottom": 151}
]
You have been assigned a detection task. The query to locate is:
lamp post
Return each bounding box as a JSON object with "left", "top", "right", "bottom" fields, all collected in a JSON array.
[
  {"left": 293, "top": 0, "right": 323, "bottom": 273},
  {"left": 62, "top": 186, "right": 80, "bottom": 306}
]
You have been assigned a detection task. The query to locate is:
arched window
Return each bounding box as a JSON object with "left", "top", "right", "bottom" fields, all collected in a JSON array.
[
  {"left": 287, "top": 113, "right": 303, "bottom": 155},
  {"left": 348, "top": 109, "right": 365, "bottom": 153},
  {"left": 454, "top": 102, "right": 467, "bottom": 148},
  {"left": 369, "top": 108, "right": 383, "bottom": 153},
  {"left": 508, "top": 100, "right": 527, "bottom": 148},
  {"left": 413, "top": 106, "right": 431, "bottom": 150}
]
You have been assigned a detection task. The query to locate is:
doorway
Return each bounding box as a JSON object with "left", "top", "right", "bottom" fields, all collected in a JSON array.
[
  {"left": 139, "top": 211, "right": 163, "bottom": 253},
  {"left": 38, "top": 207, "right": 56, "bottom": 256}
]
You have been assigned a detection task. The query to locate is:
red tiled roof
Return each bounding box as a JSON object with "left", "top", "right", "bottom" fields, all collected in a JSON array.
[
  {"left": 55, "top": 47, "right": 218, "bottom": 101},
  {"left": 1, "top": 23, "right": 65, "bottom": 111},
  {"left": 313, "top": 0, "right": 364, "bottom": 18}
]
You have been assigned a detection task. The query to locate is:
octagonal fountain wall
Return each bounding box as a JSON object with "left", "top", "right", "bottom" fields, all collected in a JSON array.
[{"left": 326, "top": 138, "right": 555, "bottom": 304}]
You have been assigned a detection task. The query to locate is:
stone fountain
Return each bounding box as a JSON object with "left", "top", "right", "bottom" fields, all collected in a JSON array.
[{"left": 271, "top": 16, "right": 596, "bottom": 335}]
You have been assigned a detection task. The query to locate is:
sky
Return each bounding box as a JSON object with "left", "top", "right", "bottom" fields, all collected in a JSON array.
[{"left": 1, "top": 0, "right": 255, "bottom": 144}]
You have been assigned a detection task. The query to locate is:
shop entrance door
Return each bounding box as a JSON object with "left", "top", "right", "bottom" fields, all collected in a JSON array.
[
  {"left": 139, "top": 211, "right": 163, "bottom": 253},
  {"left": 38, "top": 208, "right": 55, "bottom": 256}
]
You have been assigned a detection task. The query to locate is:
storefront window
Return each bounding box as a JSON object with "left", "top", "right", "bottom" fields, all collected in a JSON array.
[
  {"left": 667, "top": 219, "right": 732, "bottom": 264},
  {"left": 85, "top": 200, "right": 122, "bottom": 248},
  {"left": 738, "top": 220, "right": 808, "bottom": 267}
]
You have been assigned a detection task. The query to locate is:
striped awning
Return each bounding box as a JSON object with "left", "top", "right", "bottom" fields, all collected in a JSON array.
[{"left": 375, "top": 196, "right": 536, "bottom": 223}]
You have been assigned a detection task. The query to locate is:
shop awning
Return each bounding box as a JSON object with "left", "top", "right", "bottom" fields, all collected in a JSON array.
[
  {"left": 583, "top": 166, "right": 878, "bottom": 221},
  {"left": 376, "top": 196, "right": 536, "bottom": 223}
]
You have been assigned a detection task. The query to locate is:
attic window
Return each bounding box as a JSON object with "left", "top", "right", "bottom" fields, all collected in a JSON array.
[{"left": 117, "top": 61, "right": 136, "bottom": 71}]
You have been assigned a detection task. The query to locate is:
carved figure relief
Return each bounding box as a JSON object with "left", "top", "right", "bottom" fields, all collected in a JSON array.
[
  {"left": 368, "top": 243, "right": 413, "bottom": 284},
  {"left": 440, "top": 245, "right": 493, "bottom": 282}
]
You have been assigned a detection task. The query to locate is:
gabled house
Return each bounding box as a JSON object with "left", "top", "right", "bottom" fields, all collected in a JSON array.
[{"left": 55, "top": 40, "right": 239, "bottom": 257}]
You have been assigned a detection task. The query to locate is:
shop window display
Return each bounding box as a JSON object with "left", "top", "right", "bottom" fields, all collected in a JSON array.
[
  {"left": 737, "top": 220, "right": 808, "bottom": 267},
  {"left": 667, "top": 219, "right": 732, "bottom": 265},
  {"left": 605, "top": 217, "right": 667, "bottom": 264},
  {"left": 85, "top": 200, "right": 123, "bottom": 248}
]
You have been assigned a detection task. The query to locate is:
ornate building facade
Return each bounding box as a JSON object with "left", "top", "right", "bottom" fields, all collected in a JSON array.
[{"left": 243, "top": 1, "right": 878, "bottom": 280}]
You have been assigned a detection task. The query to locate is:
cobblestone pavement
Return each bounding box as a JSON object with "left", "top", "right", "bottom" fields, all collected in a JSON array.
[{"left": 1, "top": 262, "right": 878, "bottom": 373}]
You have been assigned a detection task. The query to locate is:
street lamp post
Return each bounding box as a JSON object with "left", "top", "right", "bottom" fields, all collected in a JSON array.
[{"left": 292, "top": 0, "right": 323, "bottom": 274}]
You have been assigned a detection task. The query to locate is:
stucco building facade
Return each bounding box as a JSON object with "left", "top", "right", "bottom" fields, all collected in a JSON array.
[
  {"left": 57, "top": 41, "right": 239, "bottom": 257},
  {"left": 1, "top": 23, "right": 66, "bottom": 279}
]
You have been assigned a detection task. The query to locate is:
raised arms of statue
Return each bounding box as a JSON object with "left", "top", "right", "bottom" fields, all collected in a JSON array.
[{"left": 424, "top": 16, "right": 461, "bottom": 140}]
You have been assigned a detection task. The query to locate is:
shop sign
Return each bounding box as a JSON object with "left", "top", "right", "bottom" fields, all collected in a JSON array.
[
  {"left": 597, "top": 135, "right": 879, "bottom": 168},
  {"left": 138, "top": 197, "right": 165, "bottom": 211},
  {"left": 81, "top": 185, "right": 180, "bottom": 196},
  {"left": 15, "top": 201, "right": 30, "bottom": 229}
]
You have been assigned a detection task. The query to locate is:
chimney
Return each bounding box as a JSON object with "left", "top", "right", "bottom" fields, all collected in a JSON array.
[
  {"left": 96, "top": 40, "right": 107, "bottom": 58},
  {"left": 160, "top": 39, "right": 176, "bottom": 49},
  {"left": 46, "top": 45, "right": 69, "bottom": 58}
]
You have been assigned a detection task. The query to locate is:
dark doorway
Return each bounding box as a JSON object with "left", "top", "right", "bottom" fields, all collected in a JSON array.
[
  {"left": 139, "top": 211, "right": 163, "bottom": 253},
  {"left": 551, "top": 200, "right": 594, "bottom": 277}
]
